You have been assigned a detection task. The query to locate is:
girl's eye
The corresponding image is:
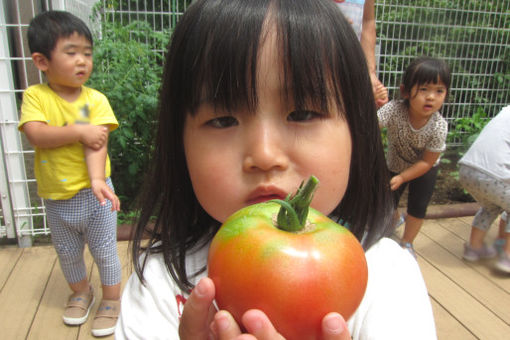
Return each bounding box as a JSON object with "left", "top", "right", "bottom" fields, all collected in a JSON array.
[
  {"left": 287, "top": 110, "right": 323, "bottom": 122},
  {"left": 67, "top": 52, "right": 76, "bottom": 56},
  {"left": 206, "top": 116, "right": 238, "bottom": 128}
]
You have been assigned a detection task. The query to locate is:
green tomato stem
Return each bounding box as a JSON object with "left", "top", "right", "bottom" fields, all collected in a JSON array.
[{"left": 270, "top": 175, "right": 319, "bottom": 232}]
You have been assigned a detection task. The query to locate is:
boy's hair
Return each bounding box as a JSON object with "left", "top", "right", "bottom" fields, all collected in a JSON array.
[
  {"left": 133, "top": 0, "right": 394, "bottom": 290},
  {"left": 27, "top": 11, "right": 93, "bottom": 59},
  {"left": 402, "top": 56, "right": 452, "bottom": 97}
]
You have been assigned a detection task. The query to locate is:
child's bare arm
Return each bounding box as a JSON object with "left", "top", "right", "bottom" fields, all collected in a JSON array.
[
  {"left": 84, "top": 127, "right": 120, "bottom": 211},
  {"left": 390, "top": 151, "right": 440, "bottom": 190},
  {"left": 22, "top": 121, "right": 108, "bottom": 150}
]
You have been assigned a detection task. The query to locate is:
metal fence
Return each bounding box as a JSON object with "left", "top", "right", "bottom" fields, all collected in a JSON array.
[{"left": 0, "top": 0, "right": 509, "bottom": 246}]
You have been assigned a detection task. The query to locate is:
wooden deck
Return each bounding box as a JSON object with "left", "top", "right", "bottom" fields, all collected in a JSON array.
[{"left": 0, "top": 216, "right": 509, "bottom": 340}]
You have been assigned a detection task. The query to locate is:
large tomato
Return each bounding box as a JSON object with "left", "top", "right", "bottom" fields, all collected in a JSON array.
[{"left": 208, "top": 177, "right": 368, "bottom": 340}]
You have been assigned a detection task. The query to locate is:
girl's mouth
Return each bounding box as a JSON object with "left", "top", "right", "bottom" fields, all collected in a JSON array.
[
  {"left": 247, "top": 194, "right": 284, "bottom": 205},
  {"left": 246, "top": 186, "right": 287, "bottom": 205}
]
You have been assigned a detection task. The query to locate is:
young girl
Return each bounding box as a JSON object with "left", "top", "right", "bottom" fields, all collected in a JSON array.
[
  {"left": 378, "top": 57, "right": 451, "bottom": 257},
  {"left": 117, "top": 1, "right": 437, "bottom": 339}
]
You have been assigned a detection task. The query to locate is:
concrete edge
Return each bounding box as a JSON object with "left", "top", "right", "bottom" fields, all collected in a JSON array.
[{"left": 117, "top": 202, "right": 481, "bottom": 241}]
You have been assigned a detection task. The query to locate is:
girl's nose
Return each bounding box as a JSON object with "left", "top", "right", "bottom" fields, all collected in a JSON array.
[{"left": 242, "top": 121, "right": 289, "bottom": 172}]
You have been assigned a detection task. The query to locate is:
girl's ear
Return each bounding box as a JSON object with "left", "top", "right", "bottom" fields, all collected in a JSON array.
[
  {"left": 399, "top": 84, "right": 408, "bottom": 99},
  {"left": 31, "top": 53, "right": 49, "bottom": 72}
]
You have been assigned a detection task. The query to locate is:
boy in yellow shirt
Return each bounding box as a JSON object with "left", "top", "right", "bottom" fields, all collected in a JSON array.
[{"left": 18, "top": 11, "right": 121, "bottom": 337}]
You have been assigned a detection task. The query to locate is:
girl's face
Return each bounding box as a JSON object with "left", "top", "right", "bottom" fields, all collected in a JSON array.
[
  {"left": 183, "top": 31, "right": 352, "bottom": 223},
  {"left": 404, "top": 80, "right": 447, "bottom": 120}
]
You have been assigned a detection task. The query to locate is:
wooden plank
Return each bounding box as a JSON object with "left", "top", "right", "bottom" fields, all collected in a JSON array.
[
  {"left": 415, "top": 224, "right": 510, "bottom": 324},
  {"left": 26, "top": 256, "right": 79, "bottom": 340},
  {"left": 429, "top": 297, "right": 476, "bottom": 340},
  {"left": 416, "top": 235, "right": 510, "bottom": 339},
  {"left": 27, "top": 245, "right": 95, "bottom": 340},
  {"left": 428, "top": 218, "right": 510, "bottom": 294},
  {"left": 0, "top": 246, "right": 56, "bottom": 340},
  {"left": 0, "top": 245, "right": 22, "bottom": 288},
  {"left": 435, "top": 216, "right": 500, "bottom": 243}
]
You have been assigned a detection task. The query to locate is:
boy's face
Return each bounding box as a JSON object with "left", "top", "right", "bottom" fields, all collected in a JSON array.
[
  {"left": 183, "top": 29, "right": 352, "bottom": 223},
  {"left": 40, "top": 32, "right": 93, "bottom": 92}
]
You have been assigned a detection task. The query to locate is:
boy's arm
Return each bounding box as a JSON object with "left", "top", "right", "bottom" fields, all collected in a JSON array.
[
  {"left": 22, "top": 121, "right": 108, "bottom": 150},
  {"left": 84, "top": 127, "right": 120, "bottom": 211},
  {"left": 390, "top": 151, "right": 440, "bottom": 191}
]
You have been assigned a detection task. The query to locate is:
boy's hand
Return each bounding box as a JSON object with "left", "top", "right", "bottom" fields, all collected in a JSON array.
[
  {"left": 90, "top": 178, "right": 120, "bottom": 211},
  {"left": 79, "top": 125, "right": 108, "bottom": 150},
  {"left": 179, "top": 277, "right": 352, "bottom": 340}
]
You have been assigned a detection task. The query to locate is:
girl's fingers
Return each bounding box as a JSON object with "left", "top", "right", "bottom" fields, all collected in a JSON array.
[
  {"left": 179, "top": 277, "right": 216, "bottom": 340},
  {"left": 321, "top": 313, "right": 351, "bottom": 340},
  {"left": 240, "top": 310, "right": 285, "bottom": 340},
  {"left": 211, "top": 310, "right": 243, "bottom": 339}
]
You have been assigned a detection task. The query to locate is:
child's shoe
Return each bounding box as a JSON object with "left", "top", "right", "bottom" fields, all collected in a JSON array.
[
  {"left": 63, "top": 287, "right": 95, "bottom": 325},
  {"left": 493, "top": 238, "right": 506, "bottom": 256},
  {"left": 399, "top": 241, "right": 417, "bottom": 259},
  {"left": 495, "top": 252, "right": 510, "bottom": 274},
  {"left": 394, "top": 213, "right": 406, "bottom": 229},
  {"left": 462, "top": 243, "right": 497, "bottom": 262},
  {"left": 91, "top": 299, "right": 120, "bottom": 337}
]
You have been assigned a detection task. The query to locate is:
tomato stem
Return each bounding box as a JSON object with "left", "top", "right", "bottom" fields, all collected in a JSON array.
[{"left": 271, "top": 176, "right": 319, "bottom": 232}]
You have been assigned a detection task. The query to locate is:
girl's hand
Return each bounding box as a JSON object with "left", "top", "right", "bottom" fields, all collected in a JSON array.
[
  {"left": 180, "top": 278, "right": 352, "bottom": 340},
  {"left": 390, "top": 174, "right": 405, "bottom": 191},
  {"left": 179, "top": 277, "right": 217, "bottom": 340},
  {"left": 211, "top": 309, "right": 351, "bottom": 340}
]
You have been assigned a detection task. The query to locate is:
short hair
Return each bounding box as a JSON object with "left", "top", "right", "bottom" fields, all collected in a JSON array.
[
  {"left": 27, "top": 11, "right": 93, "bottom": 59},
  {"left": 402, "top": 56, "right": 452, "bottom": 95},
  {"left": 133, "top": 0, "right": 393, "bottom": 290}
]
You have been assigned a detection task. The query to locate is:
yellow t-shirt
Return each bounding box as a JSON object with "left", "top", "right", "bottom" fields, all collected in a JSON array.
[{"left": 19, "top": 84, "right": 119, "bottom": 200}]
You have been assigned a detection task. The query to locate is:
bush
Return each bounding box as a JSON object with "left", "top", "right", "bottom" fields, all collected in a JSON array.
[{"left": 87, "top": 20, "right": 169, "bottom": 210}]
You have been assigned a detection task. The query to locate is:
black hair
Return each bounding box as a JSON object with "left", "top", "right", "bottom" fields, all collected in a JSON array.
[
  {"left": 132, "top": 0, "right": 394, "bottom": 291},
  {"left": 27, "top": 10, "right": 93, "bottom": 59},
  {"left": 401, "top": 56, "right": 451, "bottom": 104}
]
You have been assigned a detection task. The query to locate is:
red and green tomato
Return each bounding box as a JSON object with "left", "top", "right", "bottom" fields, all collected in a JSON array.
[{"left": 208, "top": 177, "right": 368, "bottom": 340}]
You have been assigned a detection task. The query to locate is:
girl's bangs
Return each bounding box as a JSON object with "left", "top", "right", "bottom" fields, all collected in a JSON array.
[{"left": 184, "top": 0, "right": 346, "bottom": 116}]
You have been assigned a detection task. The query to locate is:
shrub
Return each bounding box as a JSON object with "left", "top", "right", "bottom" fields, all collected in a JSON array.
[{"left": 87, "top": 20, "right": 169, "bottom": 210}]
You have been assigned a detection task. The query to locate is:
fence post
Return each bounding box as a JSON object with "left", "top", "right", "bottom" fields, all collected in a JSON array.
[{"left": 0, "top": 4, "right": 33, "bottom": 247}]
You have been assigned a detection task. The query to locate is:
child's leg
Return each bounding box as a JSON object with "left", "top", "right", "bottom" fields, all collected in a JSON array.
[
  {"left": 45, "top": 199, "right": 89, "bottom": 289},
  {"left": 459, "top": 165, "right": 508, "bottom": 249},
  {"left": 86, "top": 178, "right": 122, "bottom": 336},
  {"left": 45, "top": 197, "right": 94, "bottom": 325},
  {"left": 86, "top": 179, "right": 121, "bottom": 299},
  {"left": 402, "top": 166, "right": 439, "bottom": 244},
  {"left": 495, "top": 212, "right": 510, "bottom": 273},
  {"left": 401, "top": 214, "right": 423, "bottom": 244}
]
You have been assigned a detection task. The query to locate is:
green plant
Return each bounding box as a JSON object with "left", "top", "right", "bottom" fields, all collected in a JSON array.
[
  {"left": 87, "top": 20, "right": 169, "bottom": 210},
  {"left": 447, "top": 107, "right": 489, "bottom": 151}
]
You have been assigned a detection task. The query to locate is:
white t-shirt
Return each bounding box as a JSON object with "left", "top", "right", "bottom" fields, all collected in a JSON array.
[
  {"left": 458, "top": 105, "right": 510, "bottom": 183},
  {"left": 378, "top": 100, "right": 448, "bottom": 173},
  {"left": 116, "top": 237, "right": 437, "bottom": 340}
]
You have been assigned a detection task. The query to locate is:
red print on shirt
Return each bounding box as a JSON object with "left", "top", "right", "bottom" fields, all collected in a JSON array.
[{"left": 176, "top": 294, "right": 187, "bottom": 319}]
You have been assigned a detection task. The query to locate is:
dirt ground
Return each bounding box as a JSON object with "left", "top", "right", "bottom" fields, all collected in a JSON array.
[{"left": 399, "top": 148, "right": 474, "bottom": 207}]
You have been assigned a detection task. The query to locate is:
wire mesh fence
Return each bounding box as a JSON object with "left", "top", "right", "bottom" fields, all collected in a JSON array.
[
  {"left": 0, "top": 0, "right": 509, "bottom": 244},
  {"left": 376, "top": 0, "right": 509, "bottom": 141}
]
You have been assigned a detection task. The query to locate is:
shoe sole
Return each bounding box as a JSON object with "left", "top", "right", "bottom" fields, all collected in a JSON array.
[
  {"left": 495, "top": 262, "right": 510, "bottom": 274},
  {"left": 91, "top": 325, "right": 116, "bottom": 337},
  {"left": 63, "top": 296, "right": 95, "bottom": 325}
]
